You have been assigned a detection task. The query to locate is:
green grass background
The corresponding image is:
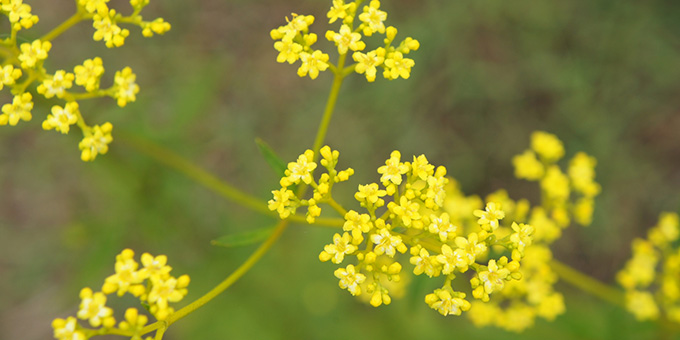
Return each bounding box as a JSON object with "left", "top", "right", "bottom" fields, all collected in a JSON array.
[{"left": 1, "top": 0, "right": 680, "bottom": 339}]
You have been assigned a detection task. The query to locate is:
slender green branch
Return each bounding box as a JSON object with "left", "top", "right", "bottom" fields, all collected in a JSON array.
[
  {"left": 327, "top": 197, "right": 348, "bottom": 216},
  {"left": 550, "top": 259, "right": 625, "bottom": 308},
  {"left": 41, "top": 12, "right": 84, "bottom": 42},
  {"left": 140, "top": 219, "right": 290, "bottom": 335},
  {"left": 311, "top": 52, "right": 347, "bottom": 161}
]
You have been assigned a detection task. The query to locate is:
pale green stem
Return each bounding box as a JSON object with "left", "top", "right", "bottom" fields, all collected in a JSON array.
[
  {"left": 311, "top": 52, "right": 347, "bottom": 161},
  {"left": 327, "top": 197, "right": 348, "bottom": 216},
  {"left": 140, "top": 219, "right": 290, "bottom": 335},
  {"left": 41, "top": 12, "right": 84, "bottom": 42},
  {"left": 550, "top": 259, "right": 625, "bottom": 307}
]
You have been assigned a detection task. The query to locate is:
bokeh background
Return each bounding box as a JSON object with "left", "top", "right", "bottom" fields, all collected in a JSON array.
[{"left": 2, "top": 0, "right": 680, "bottom": 339}]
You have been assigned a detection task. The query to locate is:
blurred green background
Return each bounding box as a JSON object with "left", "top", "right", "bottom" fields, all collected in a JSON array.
[{"left": 1, "top": 0, "right": 680, "bottom": 339}]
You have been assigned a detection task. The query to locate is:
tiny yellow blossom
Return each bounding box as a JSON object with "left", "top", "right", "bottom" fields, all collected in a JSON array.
[
  {"left": 79, "top": 122, "right": 114, "bottom": 161},
  {"left": 473, "top": 202, "right": 505, "bottom": 231},
  {"left": 343, "top": 210, "right": 372, "bottom": 241},
  {"left": 425, "top": 288, "right": 471, "bottom": 316},
  {"left": 0, "top": 92, "right": 33, "bottom": 126},
  {"left": 383, "top": 52, "right": 415, "bottom": 80},
  {"left": 0, "top": 65, "right": 22, "bottom": 90},
  {"left": 102, "top": 248, "right": 147, "bottom": 296},
  {"left": 510, "top": 222, "right": 534, "bottom": 253},
  {"left": 531, "top": 131, "right": 564, "bottom": 163},
  {"left": 319, "top": 232, "right": 357, "bottom": 264},
  {"left": 352, "top": 47, "right": 385, "bottom": 82},
  {"left": 142, "top": 18, "right": 171, "bottom": 37},
  {"left": 74, "top": 57, "right": 105, "bottom": 92},
  {"left": 327, "top": 0, "right": 353, "bottom": 24},
  {"left": 541, "top": 165, "right": 570, "bottom": 202},
  {"left": 370, "top": 228, "right": 407, "bottom": 257},
  {"left": 37, "top": 70, "right": 75, "bottom": 99},
  {"left": 568, "top": 152, "right": 600, "bottom": 196},
  {"left": 388, "top": 196, "right": 421, "bottom": 227},
  {"left": 147, "top": 275, "right": 190, "bottom": 311},
  {"left": 428, "top": 213, "right": 457, "bottom": 242},
  {"left": 455, "top": 233, "right": 487, "bottom": 265},
  {"left": 355, "top": 183, "right": 387, "bottom": 206},
  {"left": 268, "top": 188, "right": 297, "bottom": 219},
  {"left": 476, "top": 259, "right": 511, "bottom": 296},
  {"left": 52, "top": 317, "right": 86, "bottom": 340},
  {"left": 626, "top": 290, "right": 659, "bottom": 321},
  {"left": 274, "top": 37, "right": 303, "bottom": 64},
  {"left": 411, "top": 154, "right": 434, "bottom": 180},
  {"left": 358, "top": 0, "right": 387, "bottom": 36},
  {"left": 297, "top": 50, "right": 329, "bottom": 79},
  {"left": 140, "top": 253, "right": 172, "bottom": 280},
  {"left": 512, "top": 150, "right": 544, "bottom": 180},
  {"left": 79, "top": 0, "right": 109, "bottom": 14},
  {"left": 93, "top": 10, "right": 130, "bottom": 48},
  {"left": 114, "top": 67, "right": 139, "bottom": 107},
  {"left": 377, "top": 150, "right": 409, "bottom": 185},
  {"left": 282, "top": 149, "right": 316, "bottom": 185},
  {"left": 326, "top": 24, "right": 365, "bottom": 54},
  {"left": 335, "top": 264, "right": 365, "bottom": 296},
  {"left": 118, "top": 308, "right": 148, "bottom": 340},
  {"left": 43, "top": 102, "right": 80, "bottom": 134},
  {"left": 436, "top": 244, "right": 467, "bottom": 274},
  {"left": 77, "top": 287, "right": 115, "bottom": 327},
  {"left": 18, "top": 39, "right": 51, "bottom": 68},
  {"left": 410, "top": 247, "right": 442, "bottom": 277}
]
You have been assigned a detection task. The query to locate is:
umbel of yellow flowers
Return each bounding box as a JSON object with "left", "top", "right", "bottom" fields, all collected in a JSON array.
[{"left": 0, "top": 0, "right": 170, "bottom": 161}]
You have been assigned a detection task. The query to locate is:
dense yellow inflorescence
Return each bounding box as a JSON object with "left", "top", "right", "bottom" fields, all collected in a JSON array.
[
  {"left": 271, "top": 0, "right": 419, "bottom": 81},
  {"left": 617, "top": 212, "right": 680, "bottom": 322},
  {"left": 269, "top": 147, "right": 535, "bottom": 316},
  {"left": 0, "top": 0, "right": 170, "bottom": 161},
  {"left": 52, "top": 249, "right": 189, "bottom": 340}
]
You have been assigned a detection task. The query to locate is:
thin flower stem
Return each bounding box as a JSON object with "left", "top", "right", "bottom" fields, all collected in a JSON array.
[
  {"left": 550, "top": 258, "right": 625, "bottom": 308},
  {"left": 140, "top": 219, "right": 290, "bottom": 335},
  {"left": 311, "top": 52, "right": 347, "bottom": 161},
  {"left": 41, "top": 12, "right": 84, "bottom": 42},
  {"left": 327, "top": 197, "right": 348, "bottom": 216},
  {"left": 117, "top": 130, "right": 343, "bottom": 227}
]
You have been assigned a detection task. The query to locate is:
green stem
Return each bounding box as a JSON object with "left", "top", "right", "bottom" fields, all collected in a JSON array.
[
  {"left": 41, "top": 12, "right": 84, "bottom": 42},
  {"left": 311, "top": 53, "right": 347, "bottom": 161},
  {"left": 140, "top": 219, "right": 290, "bottom": 335},
  {"left": 550, "top": 259, "right": 625, "bottom": 307},
  {"left": 117, "top": 130, "right": 342, "bottom": 227}
]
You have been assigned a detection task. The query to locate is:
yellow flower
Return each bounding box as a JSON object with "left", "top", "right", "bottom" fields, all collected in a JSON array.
[
  {"left": 334, "top": 264, "right": 366, "bottom": 296},
  {"left": 0, "top": 92, "right": 33, "bottom": 126},
  {"left": 541, "top": 165, "right": 570, "bottom": 202},
  {"left": 531, "top": 131, "right": 564, "bottom": 163},
  {"left": 370, "top": 228, "right": 407, "bottom": 257},
  {"left": 377, "top": 150, "right": 409, "bottom": 185},
  {"left": 327, "top": 0, "right": 353, "bottom": 24},
  {"left": 319, "top": 232, "right": 357, "bottom": 264},
  {"left": 141, "top": 18, "right": 171, "bottom": 37},
  {"left": 74, "top": 57, "right": 105, "bottom": 92},
  {"left": 410, "top": 154, "right": 434, "bottom": 180},
  {"left": 383, "top": 51, "right": 415, "bottom": 80},
  {"left": 18, "top": 39, "right": 51, "bottom": 68},
  {"left": 354, "top": 183, "right": 387, "bottom": 206},
  {"left": 569, "top": 152, "right": 600, "bottom": 197},
  {"left": 282, "top": 149, "right": 316, "bottom": 185},
  {"left": 358, "top": 0, "right": 387, "bottom": 36},
  {"left": 93, "top": 10, "right": 130, "bottom": 48},
  {"left": 425, "top": 288, "right": 471, "bottom": 316},
  {"left": 436, "top": 244, "right": 467, "bottom": 274},
  {"left": 79, "top": 122, "right": 114, "bottom": 162},
  {"left": 114, "top": 67, "right": 139, "bottom": 107},
  {"left": 473, "top": 202, "right": 505, "bottom": 231},
  {"left": 388, "top": 196, "right": 421, "bottom": 227},
  {"left": 77, "top": 287, "right": 115, "bottom": 327},
  {"left": 141, "top": 253, "right": 172, "bottom": 280},
  {"left": 510, "top": 222, "right": 534, "bottom": 253},
  {"left": 477, "top": 259, "right": 510, "bottom": 295},
  {"left": 42, "top": 102, "right": 80, "bottom": 134},
  {"left": 79, "top": 0, "right": 109, "bottom": 14},
  {"left": 512, "top": 150, "right": 544, "bottom": 180},
  {"left": 52, "top": 317, "right": 86, "bottom": 340},
  {"left": 274, "top": 37, "right": 303, "bottom": 64},
  {"left": 297, "top": 50, "right": 329, "bottom": 79},
  {"left": 0, "top": 65, "right": 22, "bottom": 90},
  {"left": 37, "top": 70, "right": 75, "bottom": 99},
  {"left": 410, "top": 247, "right": 441, "bottom": 277},
  {"left": 147, "top": 275, "right": 190, "bottom": 310},
  {"left": 428, "top": 213, "right": 457, "bottom": 242},
  {"left": 118, "top": 308, "right": 148, "bottom": 340},
  {"left": 454, "top": 233, "right": 487, "bottom": 265},
  {"left": 268, "top": 188, "right": 297, "bottom": 219},
  {"left": 352, "top": 47, "right": 385, "bottom": 82},
  {"left": 2, "top": 0, "right": 39, "bottom": 30},
  {"left": 326, "top": 24, "right": 365, "bottom": 55},
  {"left": 626, "top": 290, "right": 659, "bottom": 321},
  {"left": 102, "top": 248, "right": 147, "bottom": 296},
  {"left": 342, "top": 210, "right": 372, "bottom": 241}
]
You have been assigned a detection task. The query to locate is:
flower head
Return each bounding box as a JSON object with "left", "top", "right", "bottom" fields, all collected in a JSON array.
[
  {"left": 79, "top": 122, "right": 114, "bottom": 162},
  {"left": 0, "top": 92, "right": 33, "bottom": 126}
]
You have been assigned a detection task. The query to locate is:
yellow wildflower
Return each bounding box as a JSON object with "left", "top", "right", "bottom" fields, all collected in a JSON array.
[
  {"left": 118, "top": 308, "right": 148, "bottom": 340},
  {"left": 370, "top": 228, "right": 407, "bottom": 257},
  {"left": 383, "top": 51, "right": 415, "bottom": 80},
  {"left": 37, "top": 70, "right": 75, "bottom": 99},
  {"left": 326, "top": 24, "right": 365, "bottom": 55},
  {"left": 268, "top": 188, "right": 297, "bottom": 219},
  {"left": 77, "top": 287, "right": 115, "bottom": 327},
  {"left": 531, "top": 131, "right": 564, "bottom": 163},
  {"left": 0, "top": 92, "right": 33, "bottom": 126},
  {"left": 79, "top": 122, "right": 114, "bottom": 162},
  {"left": 319, "top": 232, "right": 357, "bottom": 264},
  {"left": 473, "top": 202, "right": 505, "bottom": 231},
  {"left": 74, "top": 57, "right": 105, "bottom": 92},
  {"left": 102, "top": 248, "right": 147, "bottom": 296},
  {"left": 281, "top": 149, "right": 316, "bottom": 186},
  {"left": 0, "top": 65, "right": 22, "bottom": 90},
  {"left": 2, "top": 0, "right": 39, "bottom": 30},
  {"left": 52, "top": 317, "right": 86, "bottom": 340},
  {"left": 335, "top": 264, "right": 365, "bottom": 296},
  {"left": 425, "top": 288, "right": 471, "bottom": 316},
  {"left": 377, "top": 150, "right": 409, "bottom": 186},
  {"left": 113, "top": 67, "right": 139, "bottom": 107},
  {"left": 428, "top": 213, "right": 457, "bottom": 242},
  {"left": 79, "top": 0, "right": 109, "bottom": 14},
  {"left": 352, "top": 47, "right": 385, "bottom": 82},
  {"left": 18, "top": 39, "right": 51, "bottom": 68},
  {"left": 327, "top": 0, "right": 353, "bottom": 24},
  {"left": 274, "top": 37, "right": 303, "bottom": 64},
  {"left": 626, "top": 290, "right": 659, "bottom": 321},
  {"left": 358, "top": 0, "right": 387, "bottom": 36},
  {"left": 297, "top": 50, "right": 329, "bottom": 79},
  {"left": 93, "top": 10, "right": 130, "bottom": 47},
  {"left": 43, "top": 102, "right": 80, "bottom": 134},
  {"left": 512, "top": 150, "right": 544, "bottom": 180}
]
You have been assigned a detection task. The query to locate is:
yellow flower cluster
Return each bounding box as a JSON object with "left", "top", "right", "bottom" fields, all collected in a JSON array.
[
  {"left": 268, "top": 146, "right": 354, "bottom": 222},
  {"left": 52, "top": 249, "right": 189, "bottom": 340},
  {"left": 0, "top": 0, "right": 169, "bottom": 161},
  {"left": 314, "top": 150, "right": 533, "bottom": 315},
  {"left": 463, "top": 131, "right": 600, "bottom": 332},
  {"left": 617, "top": 212, "right": 680, "bottom": 322},
  {"left": 271, "top": 0, "right": 419, "bottom": 81}
]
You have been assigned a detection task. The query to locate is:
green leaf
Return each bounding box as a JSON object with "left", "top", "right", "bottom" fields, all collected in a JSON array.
[
  {"left": 211, "top": 227, "right": 275, "bottom": 248},
  {"left": 255, "top": 137, "right": 287, "bottom": 178}
]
